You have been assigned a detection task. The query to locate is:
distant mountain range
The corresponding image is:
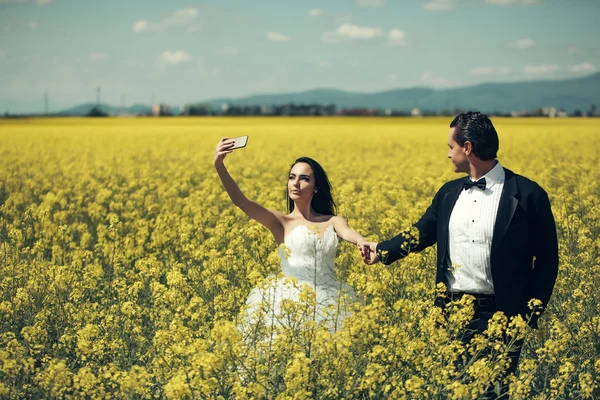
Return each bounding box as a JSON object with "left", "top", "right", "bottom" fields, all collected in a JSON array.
[
  {"left": 5, "top": 73, "right": 599, "bottom": 116},
  {"left": 200, "top": 73, "right": 600, "bottom": 114}
]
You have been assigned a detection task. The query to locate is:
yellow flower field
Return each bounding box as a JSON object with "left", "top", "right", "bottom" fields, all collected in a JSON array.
[{"left": 0, "top": 117, "right": 599, "bottom": 399}]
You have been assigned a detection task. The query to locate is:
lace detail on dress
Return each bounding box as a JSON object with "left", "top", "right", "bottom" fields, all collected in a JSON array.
[{"left": 241, "top": 224, "right": 360, "bottom": 334}]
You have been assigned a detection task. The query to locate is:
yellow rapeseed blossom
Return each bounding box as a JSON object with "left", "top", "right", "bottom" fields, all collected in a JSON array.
[{"left": 0, "top": 117, "right": 598, "bottom": 398}]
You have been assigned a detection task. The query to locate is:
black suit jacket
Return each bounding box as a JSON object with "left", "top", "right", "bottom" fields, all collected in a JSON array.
[{"left": 376, "top": 168, "right": 559, "bottom": 326}]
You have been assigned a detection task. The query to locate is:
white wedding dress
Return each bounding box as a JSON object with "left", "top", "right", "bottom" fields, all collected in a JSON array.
[{"left": 243, "top": 224, "right": 360, "bottom": 334}]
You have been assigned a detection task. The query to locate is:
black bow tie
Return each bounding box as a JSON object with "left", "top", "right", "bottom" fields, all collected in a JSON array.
[{"left": 463, "top": 178, "right": 486, "bottom": 191}]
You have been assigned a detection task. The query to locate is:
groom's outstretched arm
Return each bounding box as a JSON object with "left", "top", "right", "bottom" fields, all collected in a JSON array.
[{"left": 375, "top": 189, "right": 442, "bottom": 265}]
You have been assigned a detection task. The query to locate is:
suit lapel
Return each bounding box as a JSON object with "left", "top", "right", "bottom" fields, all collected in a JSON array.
[{"left": 491, "top": 169, "right": 519, "bottom": 261}]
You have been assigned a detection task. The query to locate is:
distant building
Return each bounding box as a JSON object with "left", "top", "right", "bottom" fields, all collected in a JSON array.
[
  {"left": 411, "top": 108, "right": 421, "bottom": 117},
  {"left": 511, "top": 111, "right": 530, "bottom": 117},
  {"left": 540, "top": 107, "right": 569, "bottom": 118},
  {"left": 510, "top": 108, "right": 571, "bottom": 117},
  {"left": 152, "top": 104, "right": 172, "bottom": 116},
  {"left": 542, "top": 107, "right": 558, "bottom": 118}
]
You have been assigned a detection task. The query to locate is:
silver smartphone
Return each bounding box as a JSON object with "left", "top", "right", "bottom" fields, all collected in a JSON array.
[{"left": 230, "top": 136, "right": 249, "bottom": 150}]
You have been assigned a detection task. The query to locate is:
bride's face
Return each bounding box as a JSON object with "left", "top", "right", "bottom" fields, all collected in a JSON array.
[{"left": 288, "top": 162, "right": 317, "bottom": 202}]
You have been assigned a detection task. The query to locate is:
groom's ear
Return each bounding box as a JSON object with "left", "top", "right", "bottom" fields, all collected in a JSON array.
[{"left": 464, "top": 141, "right": 473, "bottom": 156}]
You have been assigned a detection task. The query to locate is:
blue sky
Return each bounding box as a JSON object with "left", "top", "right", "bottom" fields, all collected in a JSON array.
[{"left": 1, "top": 0, "right": 599, "bottom": 112}]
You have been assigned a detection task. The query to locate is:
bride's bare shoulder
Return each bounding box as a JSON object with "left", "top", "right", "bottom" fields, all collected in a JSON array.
[{"left": 329, "top": 215, "right": 345, "bottom": 224}]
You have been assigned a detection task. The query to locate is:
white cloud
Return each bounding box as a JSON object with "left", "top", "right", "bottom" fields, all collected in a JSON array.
[
  {"left": 568, "top": 63, "right": 596, "bottom": 73},
  {"left": 388, "top": 28, "right": 407, "bottom": 45},
  {"left": 132, "top": 7, "right": 199, "bottom": 33},
  {"left": 523, "top": 64, "right": 559, "bottom": 74},
  {"left": 318, "top": 61, "right": 332, "bottom": 69},
  {"left": 322, "top": 23, "right": 383, "bottom": 43},
  {"left": 266, "top": 31, "right": 290, "bottom": 42},
  {"left": 308, "top": 9, "right": 322, "bottom": 17},
  {"left": 88, "top": 52, "right": 107, "bottom": 63},
  {"left": 509, "top": 38, "right": 535, "bottom": 49},
  {"left": 132, "top": 20, "right": 148, "bottom": 33},
  {"left": 28, "top": 20, "right": 38, "bottom": 29},
  {"left": 215, "top": 47, "right": 239, "bottom": 56},
  {"left": 159, "top": 50, "right": 192, "bottom": 65},
  {"left": 469, "top": 66, "right": 512, "bottom": 75},
  {"left": 358, "top": 0, "right": 385, "bottom": 7},
  {"left": 568, "top": 46, "right": 577, "bottom": 53},
  {"left": 486, "top": 0, "right": 538, "bottom": 5},
  {"left": 424, "top": 0, "right": 454, "bottom": 11}
]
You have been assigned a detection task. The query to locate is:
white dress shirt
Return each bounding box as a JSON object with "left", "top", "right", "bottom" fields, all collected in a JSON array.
[{"left": 446, "top": 161, "right": 505, "bottom": 294}]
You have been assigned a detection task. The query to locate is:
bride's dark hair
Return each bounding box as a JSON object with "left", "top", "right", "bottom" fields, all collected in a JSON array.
[{"left": 287, "top": 157, "right": 337, "bottom": 216}]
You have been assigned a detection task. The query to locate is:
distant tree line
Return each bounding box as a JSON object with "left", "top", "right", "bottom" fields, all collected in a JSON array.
[
  {"left": 180, "top": 103, "right": 338, "bottom": 117},
  {"left": 173, "top": 102, "right": 598, "bottom": 118},
  {"left": 1, "top": 103, "right": 598, "bottom": 119},
  {"left": 86, "top": 106, "right": 109, "bottom": 117}
]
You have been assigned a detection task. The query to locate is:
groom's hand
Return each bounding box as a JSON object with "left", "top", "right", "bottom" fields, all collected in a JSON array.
[
  {"left": 361, "top": 242, "right": 379, "bottom": 264},
  {"left": 356, "top": 240, "right": 370, "bottom": 260}
]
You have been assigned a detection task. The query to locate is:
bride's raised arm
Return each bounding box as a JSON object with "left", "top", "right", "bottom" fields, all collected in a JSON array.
[{"left": 214, "top": 137, "right": 285, "bottom": 243}]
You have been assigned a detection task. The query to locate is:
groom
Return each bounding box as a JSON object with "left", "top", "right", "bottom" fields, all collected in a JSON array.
[{"left": 362, "top": 112, "right": 558, "bottom": 381}]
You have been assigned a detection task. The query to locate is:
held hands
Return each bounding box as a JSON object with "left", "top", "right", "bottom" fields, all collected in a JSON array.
[
  {"left": 214, "top": 137, "right": 235, "bottom": 166},
  {"left": 357, "top": 241, "right": 379, "bottom": 264}
]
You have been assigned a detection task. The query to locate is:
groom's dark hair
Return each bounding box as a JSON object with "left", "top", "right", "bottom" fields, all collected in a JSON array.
[
  {"left": 287, "top": 157, "right": 337, "bottom": 216},
  {"left": 450, "top": 111, "right": 499, "bottom": 161}
]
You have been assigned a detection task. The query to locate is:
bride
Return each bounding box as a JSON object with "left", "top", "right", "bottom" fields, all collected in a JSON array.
[{"left": 214, "top": 137, "right": 367, "bottom": 333}]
